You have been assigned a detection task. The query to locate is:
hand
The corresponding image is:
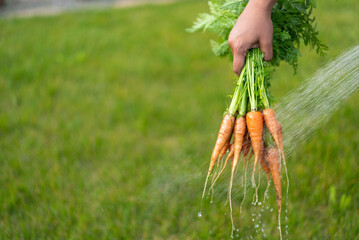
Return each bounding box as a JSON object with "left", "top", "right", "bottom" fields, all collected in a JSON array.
[{"left": 228, "top": 0, "right": 275, "bottom": 75}]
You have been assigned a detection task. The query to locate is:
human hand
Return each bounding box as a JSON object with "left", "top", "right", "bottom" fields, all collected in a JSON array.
[{"left": 228, "top": 0, "right": 276, "bottom": 75}]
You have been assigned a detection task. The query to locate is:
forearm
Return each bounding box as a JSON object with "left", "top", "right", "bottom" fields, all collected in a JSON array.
[{"left": 248, "top": 0, "right": 277, "bottom": 12}]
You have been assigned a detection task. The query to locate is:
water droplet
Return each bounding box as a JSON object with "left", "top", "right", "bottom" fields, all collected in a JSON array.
[
  {"left": 198, "top": 212, "right": 202, "bottom": 217},
  {"left": 236, "top": 234, "right": 239, "bottom": 237},
  {"left": 258, "top": 214, "right": 261, "bottom": 217},
  {"left": 258, "top": 202, "right": 262, "bottom": 205},
  {"left": 270, "top": 208, "right": 273, "bottom": 212},
  {"left": 252, "top": 218, "right": 255, "bottom": 222},
  {"left": 231, "top": 233, "right": 234, "bottom": 238},
  {"left": 255, "top": 224, "right": 259, "bottom": 228},
  {"left": 236, "top": 228, "right": 240, "bottom": 232}
]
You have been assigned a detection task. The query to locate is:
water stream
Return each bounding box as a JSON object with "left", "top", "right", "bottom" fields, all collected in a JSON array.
[{"left": 275, "top": 45, "right": 359, "bottom": 154}]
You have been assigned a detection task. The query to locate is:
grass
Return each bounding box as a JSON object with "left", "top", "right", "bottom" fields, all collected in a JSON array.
[{"left": 0, "top": 0, "right": 358, "bottom": 239}]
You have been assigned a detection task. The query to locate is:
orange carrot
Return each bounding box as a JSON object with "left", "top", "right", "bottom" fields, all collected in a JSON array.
[
  {"left": 210, "top": 140, "right": 231, "bottom": 200},
  {"left": 240, "top": 152, "right": 250, "bottom": 213},
  {"left": 226, "top": 143, "right": 235, "bottom": 163},
  {"left": 263, "top": 108, "right": 281, "bottom": 147},
  {"left": 246, "top": 111, "right": 263, "bottom": 197},
  {"left": 265, "top": 147, "right": 282, "bottom": 240},
  {"left": 209, "top": 114, "right": 235, "bottom": 173},
  {"left": 260, "top": 151, "right": 270, "bottom": 174},
  {"left": 231, "top": 117, "right": 247, "bottom": 173},
  {"left": 260, "top": 147, "right": 270, "bottom": 202},
  {"left": 228, "top": 116, "right": 246, "bottom": 232},
  {"left": 241, "top": 132, "right": 252, "bottom": 158},
  {"left": 202, "top": 114, "right": 235, "bottom": 199},
  {"left": 277, "top": 120, "right": 289, "bottom": 195},
  {"left": 210, "top": 143, "right": 234, "bottom": 191},
  {"left": 277, "top": 120, "right": 283, "bottom": 150},
  {"left": 218, "top": 140, "right": 231, "bottom": 164}
]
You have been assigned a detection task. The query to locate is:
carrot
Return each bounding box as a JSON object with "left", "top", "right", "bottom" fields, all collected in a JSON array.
[
  {"left": 231, "top": 117, "right": 247, "bottom": 174},
  {"left": 260, "top": 150, "right": 270, "bottom": 174},
  {"left": 263, "top": 108, "right": 280, "bottom": 148},
  {"left": 246, "top": 111, "right": 263, "bottom": 200},
  {"left": 277, "top": 121, "right": 283, "bottom": 148},
  {"left": 209, "top": 140, "right": 231, "bottom": 200},
  {"left": 277, "top": 120, "right": 289, "bottom": 195},
  {"left": 265, "top": 147, "right": 282, "bottom": 240},
  {"left": 202, "top": 114, "right": 235, "bottom": 199},
  {"left": 260, "top": 147, "right": 270, "bottom": 202},
  {"left": 263, "top": 109, "right": 289, "bottom": 188},
  {"left": 240, "top": 153, "right": 250, "bottom": 213},
  {"left": 228, "top": 116, "right": 246, "bottom": 233},
  {"left": 209, "top": 143, "right": 234, "bottom": 192},
  {"left": 241, "top": 132, "right": 252, "bottom": 158},
  {"left": 209, "top": 114, "right": 235, "bottom": 173},
  {"left": 218, "top": 140, "right": 231, "bottom": 164}
]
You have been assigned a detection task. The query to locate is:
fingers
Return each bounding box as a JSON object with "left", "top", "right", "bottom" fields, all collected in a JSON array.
[
  {"left": 232, "top": 51, "right": 246, "bottom": 76},
  {"left": 229, "top": 39, "right": 249, "bottom": 76},
  {"left": 229, "top": 37, "right": 273, "bottom": 76},
  {"left": 259, "top": 38, "right": 273, "bottom": 61}
]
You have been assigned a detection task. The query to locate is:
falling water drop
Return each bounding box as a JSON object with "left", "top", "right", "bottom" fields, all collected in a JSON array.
[{"left": 198, "top": 212, "right": 202, "bottom": 218}]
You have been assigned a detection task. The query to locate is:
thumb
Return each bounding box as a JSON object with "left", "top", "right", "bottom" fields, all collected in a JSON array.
[
  {"left": 232, "top": 51, "right": 246, "bottom": 76},
  {"left": 259, "top": 39, "right": 273, "bottom": 61}
]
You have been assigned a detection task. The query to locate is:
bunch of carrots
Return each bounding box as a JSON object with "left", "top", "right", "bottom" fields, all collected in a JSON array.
[
  {"left": 189, "top": 0, "right": 327, "bottom": 238},
  {"left": 201, "top": 49, "right": 288, "bottom": 238}
]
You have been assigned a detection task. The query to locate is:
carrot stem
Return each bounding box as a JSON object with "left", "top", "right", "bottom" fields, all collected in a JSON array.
[
  {"left": 239, "top": 86, "right": 248, "bottom": 116},
  {"left": 228, "top": 68, "right": 246, "bottom": 115}
]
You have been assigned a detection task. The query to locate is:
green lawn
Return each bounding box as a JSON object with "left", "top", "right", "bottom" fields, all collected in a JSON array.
[{"left": 0, "top": 0, "right": 358, "bottom": 239}]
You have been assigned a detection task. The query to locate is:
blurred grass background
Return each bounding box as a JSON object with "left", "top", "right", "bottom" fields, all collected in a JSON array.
[{"left": 0, "top": 0, "right": 358, "bottom": 239}]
